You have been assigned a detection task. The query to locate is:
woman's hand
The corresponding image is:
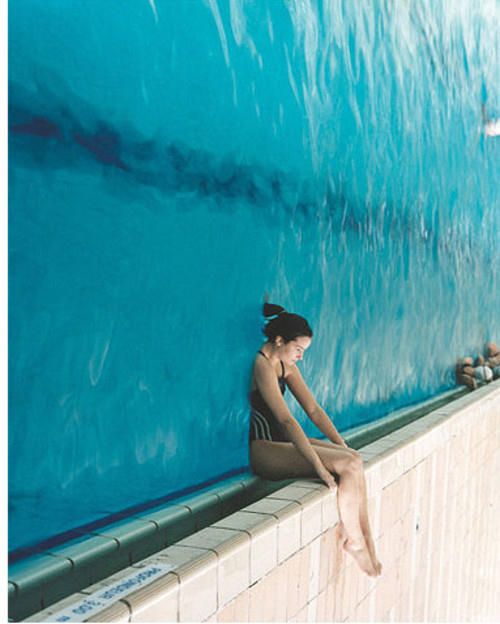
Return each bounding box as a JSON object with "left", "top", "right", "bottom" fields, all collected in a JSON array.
[{"left": 316, "top": 465, "right": 337, "bottom": 491}]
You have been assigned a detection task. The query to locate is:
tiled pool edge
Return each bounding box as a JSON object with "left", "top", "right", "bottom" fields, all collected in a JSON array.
[
  {"left": 8, "top": 387, "right": 467, "bottom": 621},
  {"left": 8, "top": 478, "right": 294, "bottom": 621},
  {"left": 18, "top": 379, "right": 500, "bottom": 622}
]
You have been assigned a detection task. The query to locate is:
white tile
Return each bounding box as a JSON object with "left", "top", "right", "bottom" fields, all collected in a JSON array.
[
  {"left": 216, "top": 536, "right": 251, "bottom": 608},
  {"left": 242, "top": 497, "right": 302, "bottom": 565},
  {"left": 293, "top": 479, "right": 326, "bottom": 490},
  {"left": 80, "top": 566, "right": 141, "bottom": 595},
  {"left": 308, "top": 538, "right": 321, "bottom": 601},
  {"left": 126, "top": 573, "right": 178, "bottom": 622},
  {"left": 364, "top": 462, "right": 382, "bottom": 492},
  {"left": 377, "top": 437, "right": 400, "bottom": 453},
  {"left": 380, "top": 453, "right": 403, "bottom": 488},
  {"left": 359, "top": 441, "right": 388, "bottom": 457},
  {"left": 301, "top": 495, "right": 323, "bottom": 546},
  {"left": 269, "top": 485, "right": 326, "bottom": 546},
  {"left": 176, "top": 554, "right": 218, "bottom": 622},
  {"left": 413, "top": 438, "right": 428, "bottom": 464},
  {"left": 250, "top": 528, "right": 277, "bottom": 583},
  {"left": 177, "top": 527, "right": 250, "bottom": 610},
  {"left": 321, "top": 489, "right": 339, "bottom": 531},
  {"left": 87, "top": 601, "right": 131, "bottom": 622},
  {"left": 277, "top": 509, "right": 302, "bottom": 563},
  {"left": 143, "top": 546, "right": 218, "bottom": 622},
  {"left": 24, "top": 594, "right": 90, "bottom": 621},
  {"left": 379, "top": 434, "right": 404, "bottom": 448},
  {"left": 268, "top": 484, "right": 324, "bottom": 505},
  {"left": 358, "top": 441, "right": 380, "bottom": 454},
  {"left": 214, "top": 512, "right": 277, "bottom": 585},
  {"left": 307, "top": 596, "right": 318, "bottom": 622},
  {"left": 242, "top": 497, "right": 300, "bottom": 516},
  {"left": 268, "top": 485, "right": 325, "bottom": 546},
  {"left": 359, "top": 448, "right": 377, "bottom": 462},
  {"left": 401, "top": 444, "right": 416, "bottom": 472}
]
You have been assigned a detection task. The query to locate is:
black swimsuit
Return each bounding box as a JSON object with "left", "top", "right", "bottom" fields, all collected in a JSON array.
[{"left": 249, "top": 351, "right": 288, "bottom": 443}]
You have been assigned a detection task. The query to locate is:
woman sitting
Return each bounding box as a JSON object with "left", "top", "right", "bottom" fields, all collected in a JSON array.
[{"left": 249, "top": 303, "right": 381, "bottom": 577}]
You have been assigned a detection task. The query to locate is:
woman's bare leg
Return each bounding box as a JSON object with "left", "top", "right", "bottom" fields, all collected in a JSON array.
[
  {"left": 309, "top": 439, "right": 382, "bottom": 575},
  {"left": 357, "top": 468, "right": 382, "bottom": 574},
  {"left": 334, "top": 465, "right": 376, "bottom": 575},
  {"left": 251, "top": 440, "right": 377, "bottom": 576}
]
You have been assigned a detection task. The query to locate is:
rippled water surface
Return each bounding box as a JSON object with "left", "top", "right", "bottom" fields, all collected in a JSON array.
[{"left": 9, "top": 0, "right": 500, "bottom": 553}]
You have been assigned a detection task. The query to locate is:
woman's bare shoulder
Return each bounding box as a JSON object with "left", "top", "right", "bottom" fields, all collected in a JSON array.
[{"left": 253, "top": 353, "right": 272, "bottom": 375}]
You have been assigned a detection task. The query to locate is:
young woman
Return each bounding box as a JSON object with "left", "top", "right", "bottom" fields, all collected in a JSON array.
[{"left": 249, "top": 303, "right": 382, "bottom": 577}]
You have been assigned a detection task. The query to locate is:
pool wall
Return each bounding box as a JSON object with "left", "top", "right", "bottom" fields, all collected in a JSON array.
[
  {"left": 9, "top": 0, "right": 500, "bottom": 554},
  {"left": 23, "top": 380, "right": 500, "bottom": 622}
]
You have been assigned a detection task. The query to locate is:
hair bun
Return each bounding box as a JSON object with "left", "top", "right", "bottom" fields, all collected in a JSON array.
[
  {"left": 261, "top": 304, "right": 313, "bottom": 342},
  {"left": 263, "top": 302, "right": 286, "bottom": 318}
]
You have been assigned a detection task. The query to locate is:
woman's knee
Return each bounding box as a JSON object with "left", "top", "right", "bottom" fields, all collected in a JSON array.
[
  {"left": 350, "top": 450, "right": 363, "bottom": 465},
  {"left": 352, "top": 451, "right": 364, "bottom": 469},
  {"left": 322, "top": 451, "right": 361, "bottom": 476},
  {"left": 340, "top": 452, "right": 363, "bottom": 475},
  {"left": 342, "top": 446, "right": 361, "bottom": 461}
]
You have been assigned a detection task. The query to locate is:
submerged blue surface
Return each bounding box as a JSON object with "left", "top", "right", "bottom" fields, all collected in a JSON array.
[{"left": 9, "top": 0, "right": 500, "bottom": 553}]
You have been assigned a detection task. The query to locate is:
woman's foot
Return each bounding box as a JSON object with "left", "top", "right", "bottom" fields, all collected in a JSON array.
[
  {"left": 366, "top": 538, "right": 383, "bottom": 576},
  {"left": 343, "top": 539, "right": 378, "bottom": 576},
  {"left": 338, "top": 521, "right": 348, "bottom": 545},
  {"left": 338, "top": 522, "right": 381, "bottom": 576}
]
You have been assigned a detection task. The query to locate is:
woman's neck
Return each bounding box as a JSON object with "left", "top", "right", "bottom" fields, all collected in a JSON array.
[{"left": 260, "top": 342, "right": 280, "bottom": 365}]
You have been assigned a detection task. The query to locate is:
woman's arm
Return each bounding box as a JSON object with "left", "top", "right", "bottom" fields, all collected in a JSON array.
[
  {"left": 285, "top": 365, "right": 348, "bottom": 447},
  {"left": 253, "top": 359, "right": 336, "bottom": 487},
  {"left": 310, "top": 406, "right": 348, "bottom": 447}
]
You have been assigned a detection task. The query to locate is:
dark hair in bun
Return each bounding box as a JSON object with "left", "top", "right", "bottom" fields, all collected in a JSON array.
[{"left": 262, "top": 303, "right": 313, "bottom": 343}]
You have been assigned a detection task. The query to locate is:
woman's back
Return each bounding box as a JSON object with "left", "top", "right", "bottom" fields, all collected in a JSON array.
[{"left": 249, "top": 351, "right": 288, "bottom": 442}]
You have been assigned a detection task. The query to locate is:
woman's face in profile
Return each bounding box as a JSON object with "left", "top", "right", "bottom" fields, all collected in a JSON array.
[{"left": 278, "top": 335, "right": 312, "bottom": 366}]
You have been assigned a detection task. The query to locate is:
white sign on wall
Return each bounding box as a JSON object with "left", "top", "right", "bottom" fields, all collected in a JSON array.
[{"left": 48, "top": 563, "right": 175, "bottom": 622}]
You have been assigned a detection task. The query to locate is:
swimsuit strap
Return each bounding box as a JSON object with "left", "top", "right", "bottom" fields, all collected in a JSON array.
[{"left": 257, "top": 350, "right": 268, "bottom": 359}]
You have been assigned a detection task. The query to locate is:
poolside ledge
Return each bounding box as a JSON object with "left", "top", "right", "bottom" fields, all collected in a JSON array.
[{"left": 16, "top": 381, "right": 500, "bottom": 621}]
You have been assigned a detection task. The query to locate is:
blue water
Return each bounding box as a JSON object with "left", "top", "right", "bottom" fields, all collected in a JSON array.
[{"left": 9, "top": 0, "right": 500, "bottom": 554}]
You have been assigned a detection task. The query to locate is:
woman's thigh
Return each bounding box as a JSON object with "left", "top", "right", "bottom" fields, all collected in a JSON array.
[
  {"left": 309, "top": 438, "right": 361, "bottom": 458},
  {"left": 309, "top": 437, "right": 347, "bottom": 450},
  {"left": 250, "top": 440, "right": 317, "bottom": 480},
  {"left": 250, "top": 439, "right": 358, "bottom": 481}
]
